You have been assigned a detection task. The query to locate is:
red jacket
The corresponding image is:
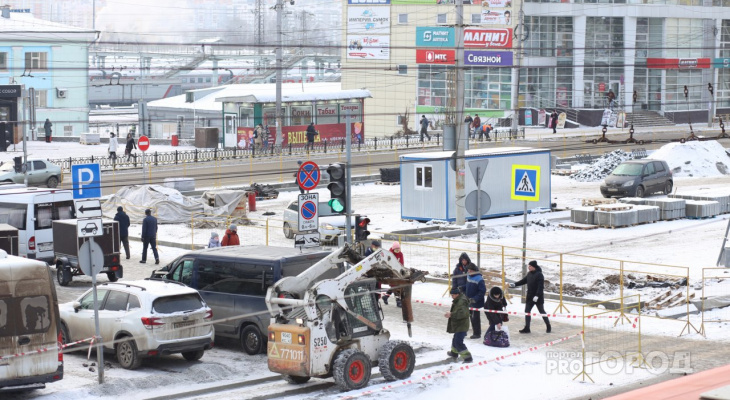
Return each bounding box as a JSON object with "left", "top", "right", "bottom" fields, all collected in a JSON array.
[
  {"left": 221, "top": 229, "right": 240, "bottom": 246},
  {"left": 390, "top": 248, "right": 404, "bottom": 266}
]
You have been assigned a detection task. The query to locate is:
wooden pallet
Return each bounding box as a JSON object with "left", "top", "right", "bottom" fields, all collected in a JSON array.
[
  {"left": 686, "top": 216, "right": 716, "bottom": 220},
  {"left": 598, "top": 224, "right": 637, "bottom": 229},
  {"left": 559, "top": 222, "right": 599, "bottom": 230},
  {"left": 375, "top": 181, "right": 400, "bottom": 186},
  {"left": 582, "top": 198, "right": 617, "bottom": 206},
  {"left": 595, "top": 204, "right": 633, "bottom": 212},
  {"left": 79, "top": 141, "right": 100, "bottom": 145}
]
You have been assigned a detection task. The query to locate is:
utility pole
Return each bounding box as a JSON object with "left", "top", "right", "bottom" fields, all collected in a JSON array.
[
  {"left": 510, "top": 0, "right": 524, "bottom": 135},
  {"left": 275, "top": 0, "right": 284, "bottom": 147},
  {"left": 454, "top": 0, "right": 467, "bottom": 226},
  {"left": 254, "top": 0, "right": 264, "bottom": 72},
  {"left": 345, "top": 112, "right": 353, "bottom": 244},
  {"left": 92, "top": 0, "right": 96, "bottom": 30}
]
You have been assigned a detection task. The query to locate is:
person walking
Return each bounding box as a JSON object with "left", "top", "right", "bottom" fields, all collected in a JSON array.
[
  {"left": 607, "top": 89, "right": 616, "bottom": 110},
  {"left": 419, "top": 115, "right": 431, "bottom": 142},
  {"left": 253, "top": 124, "right": 263, "bottom": 149},
  {"left": 485, "top": 286, "right": 508, "bottom": 335},
  {"left": 221, "top": 224, "right": 240, "bottom": 246},
  {"left": 208, "top": 232, "right": 221, "bottom": 248},
  {"left": 305, "top": 122, "right": 318, "bottom": 152},
  {"left": 452, "top": 253, "right": 471, "bottom": 294},
  {"left": 510, "top": 260, "right": 551, "bottom": 333},
  {"left": 43, "top": 118, "right": 52, "bottom": 143},
  {"left": 472, "top": 114, "right": 481, "bottom": 136},
  {"left": 140, "top": 209, "right": 159, "bottom": 265},
  {"left": 108, "top": 132, "right": 118, "bottom": 160},
  {"left": 465, "top": 264, "right": 486, "bottom": 339},
  {"left": 382, "top": 242, "right": 404, "bottom": 307},
  {"left": 113, "top": 206, "right": 131, "bottom": 260},
  {"left": 125, "top": 133, "right": 137, "bottom": 161},
  {"left": 445, "top": 287, "right": 473, "bottom": 363},
  {"left": 262, "top": 125, "right": 270, "bottom": 151},
  {"left": 550, "top": 111, "right": 559, "bottom": 134}
]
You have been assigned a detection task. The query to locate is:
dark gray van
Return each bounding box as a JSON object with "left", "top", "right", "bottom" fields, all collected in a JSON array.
[{"left": 151, "top": 246, "right": 338, "bottom": 355}]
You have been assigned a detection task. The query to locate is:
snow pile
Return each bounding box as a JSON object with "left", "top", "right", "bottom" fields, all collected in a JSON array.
[
  {"left": 648, "top": 141, "right": 730, "bottom": 177},
  {"left": 570, "top": 150, "right": 634, "bottom": 182}
]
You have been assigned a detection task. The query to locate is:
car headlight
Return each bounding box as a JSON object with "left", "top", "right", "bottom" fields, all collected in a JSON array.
[
  {"left": 320, "top": 223, "right": 336, "bottom": 230},
  {"left": 622, "top": 180, "right": 634, "bottom": 187}
]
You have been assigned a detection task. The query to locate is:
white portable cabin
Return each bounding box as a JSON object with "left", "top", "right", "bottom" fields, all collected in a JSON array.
[{"left": 400, "top": 147, "right": 552, "bottom": 221}]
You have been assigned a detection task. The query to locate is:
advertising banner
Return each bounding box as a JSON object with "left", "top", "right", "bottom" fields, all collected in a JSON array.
[
  {"left": 464, "top": 28, "right": 513, "bottom": 48},
  {"left": 238, "top": 123, "right": 361, "bottom": 148},
  {"left": 416, "top": 49, "right": 456, "bottom": 65},
  {"left": 464, "top": 50, "right": 513, "bottom": 66},
  {"left": 347, "top": 6, "right": 390, "bottom": 35},
  {"left": 538, "top": 109, "right": 546, "bottom": 126},
  {"left": 339, "top": 103, "right": 363, "bottom": 122},
  {"left": 348, "top": 0, "right": 390, "bottom": 3},
  {"left": 416, "top": 26, "right": 455, "bottom": 47},
  {"left": 474, "top": 0, "right": 512, "bottom": 6},
  {"left": 525, "top": 109, "right": 532, "bottom": 125},
  {"left": 646, "top": 58, "right": 711, "bottom": 69},
  {"left": 712, "top": 58, "right": 730, "bottom": 68},
  {"left": 347, "top": 35, "right": 390, "bottom": 60},
  {"left": 480, "top": 10, "right": 512, "bottom": 25},
  {"left": 316, "top": 104, "right": 339, "bottom": 125}
]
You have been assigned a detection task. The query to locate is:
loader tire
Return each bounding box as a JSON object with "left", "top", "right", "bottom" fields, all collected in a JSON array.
[
  {"left": 333, "top": 349, "right": 371, "bottom": 391},
  {"left": 378, "top": 341, "right": 415, "bottom": 381}
]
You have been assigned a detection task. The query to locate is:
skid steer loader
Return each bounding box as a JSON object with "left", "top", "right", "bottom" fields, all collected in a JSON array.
[{"left": 264, "top": 244, "right": 427, "bottom": 391}]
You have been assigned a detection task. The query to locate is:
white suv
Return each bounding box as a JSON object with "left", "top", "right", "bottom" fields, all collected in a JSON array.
[{"left": 58, "top": 279, "right": 214, "bottom": 369}]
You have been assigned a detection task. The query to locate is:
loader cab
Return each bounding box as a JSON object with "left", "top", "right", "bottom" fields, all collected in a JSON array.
[{"left": 322, "top": 279, "right": 383, "bottom": 343}]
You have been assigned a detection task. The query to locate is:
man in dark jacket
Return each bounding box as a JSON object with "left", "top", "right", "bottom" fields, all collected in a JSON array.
[
  {"left": 140, "top": 209, "right": 159, "bottom": 264},
  {"left": 485, "top": 286, "right": 507, "bottom": 334},
  {"left": 445, "top": 287, "right": 472, "bottom": 363},
  {"left": 464, "top": 114, "right": 473, "bottom": 138},
  {"left": 511, "top": 260, "right": 551, "bottom": 333},
  {"left": 113, "top": 206, "right": 131, "bottom": 259},
  {"left": 465, "top": 264, "right": 486, "bottom": 339},
  {"left": 364, "top": 239, "right": 381, "bottom": 257},
  {"left": 452, "top": 253, "right": 470, "bottom": 293},
  {"left": 419, "top": 115, "right": 431, "bottom": 142},
  {"left": 305, "top": 122, "right": 318, "bottom": 152}
]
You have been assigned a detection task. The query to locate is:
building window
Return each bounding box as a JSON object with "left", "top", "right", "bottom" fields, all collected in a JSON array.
[
  {"left": 397, "top": 115, "right": 405, "bottom": 125},
  {"left": 25, "top": 52, "right": 48, "bottom": 71},
  {"left": 415, "top": 166, "right": 433, "bottom": 189},
  {"left": 417, "top": 65, "right": 451, "bottom": 108},
  {"left": 398, "top": 14, "right": 408, "bottom": 24},
  {"left": 471, "top": 14, "right": 481, "bottom": 24},
  {"left": 64, "top": 125, "right": 73, "bottom": 136},
  {"left": 437, "top": 14, "right": 447, "bottom": 24},
  {"left": 34, "top": 90, "right": 47, "bottom": 108},
  {"left": 0, "top": 53, "right": 7, "bottom": 71},
  {"left": 398, "top": 65, "right": 408, "bottom": 75},
  {"left": 465, "top": 67, "right": 512, "bottom": 110}
]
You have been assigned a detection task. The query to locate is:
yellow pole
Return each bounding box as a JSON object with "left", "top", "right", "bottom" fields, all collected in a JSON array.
[
  {"left": 279, "top": 153, "right": 283, "bottom": 183},
  {"left": 191, "top": 213, "right": 195, "bottom": 250},
  {"left": 367, "top": 150, "right": 371, "bottom": 176},
  {"left": 266, "top": 218, "right": 270, "bottom": 246},
  {"left": 249, "top": 153, "right": 253, "bottom": 185},
  {"left": 444, "top": 240, "right": 452, "bottom": 297}
]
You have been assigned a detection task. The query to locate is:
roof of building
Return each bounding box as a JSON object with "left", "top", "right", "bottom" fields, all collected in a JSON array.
[
  {"left": 0, "top": 11, "right": 97, "bottom": 34},
  {"left": 401, "top": 147, "right": 551, "bottom": 160},
  {"left": 148, "top": 82, "right": 370, "bottom": 112}
]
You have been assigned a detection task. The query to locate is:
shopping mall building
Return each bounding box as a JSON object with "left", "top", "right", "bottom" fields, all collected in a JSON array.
[{"left": 341, "top": 0, "right": 730, "bottom": 134}]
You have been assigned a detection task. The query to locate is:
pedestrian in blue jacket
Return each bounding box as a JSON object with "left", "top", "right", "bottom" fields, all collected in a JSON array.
[
  {"left": 465, "top": 263, "right": 486, "bottom": 339},
  {"left": 140, "top": 209, "right": 159, "bottom": 265},
  {"left": 113, "top": 206, "right": 131, "bottom": 259}
]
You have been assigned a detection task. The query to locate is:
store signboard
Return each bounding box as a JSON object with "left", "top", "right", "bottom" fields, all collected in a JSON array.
[
  {"left": 646, "top": 58, "right": 711, "bottom": 69},
  {"left": 416, "top": 49, "right": 456, "bottom": 65},
  {"left": 416, "top": 27, "right": 455, "bottom": 47},
  {"left": 347, "top": 35, "right": 390, "bottom": 60},
  {"left": 349, "top": 0, "right": 390, "bottom": 3},
  {"left": 464, "top": 28, "right": 513, "bottom": 48},
  {"left": 347, "top": 6, "right": 390, "bottom": 35},
  {"left": 712, "top": 58, "right": 730, "bottom": 68},
  {"left": 464, "top": 50, "right": 513, "bottom": 66}
]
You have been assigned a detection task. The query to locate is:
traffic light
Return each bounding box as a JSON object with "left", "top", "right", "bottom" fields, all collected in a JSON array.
[
  {"left": 327, "top": 162, "right": 348, "bottom": 214},
  {"left": 355, "top": 216, "right": 370, "bottom": 241}
]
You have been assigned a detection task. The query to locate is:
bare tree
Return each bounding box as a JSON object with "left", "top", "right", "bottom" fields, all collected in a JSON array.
[{"left": 395, "top": 107, "right": 417, "bottom": 137}]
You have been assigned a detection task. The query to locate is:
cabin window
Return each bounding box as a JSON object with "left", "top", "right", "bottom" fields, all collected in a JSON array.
[{"left": 415, "top": 165, "right": 433, "bottom": 189}]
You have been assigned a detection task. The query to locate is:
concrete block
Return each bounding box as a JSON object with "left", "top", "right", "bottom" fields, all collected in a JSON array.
[
  {"left": 595, "top": 209, "right": 638, "bottom": 227},
  {"left": 570, "top": 207, "right": 596, "bottom": 225},
  {"left": 163, "top": 177, "right": 195, "bottom": 192},
  {"left": 685, "top": 200, "right": 721, "bottom": 218}
]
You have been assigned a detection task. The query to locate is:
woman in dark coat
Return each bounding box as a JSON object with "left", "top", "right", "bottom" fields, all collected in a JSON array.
[
  {"left": 125, "top": 133, "right": 137, "bottom": 160},
  {"left": 485, "top": 286, "right": 508, "bottom": 334},
  {"left": 550, "top": 111, "right": 559, "bottom": 134}
]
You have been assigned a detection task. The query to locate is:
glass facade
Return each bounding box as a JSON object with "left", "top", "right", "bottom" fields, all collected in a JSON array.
[
  {"left": 583, "top": 17, "right": 624, "bottom": 108},
  {"left": 417, "top": 65, "right": 450, "bottom": 108},
  {"left": 633, "top": 18, "right": 663, "bottom": 111},
  {"left": 718, "top": 20, "right": 730, "bottom": 108},
  {"left": 465, "top": 67, "right": 512, "bottom": 110}
]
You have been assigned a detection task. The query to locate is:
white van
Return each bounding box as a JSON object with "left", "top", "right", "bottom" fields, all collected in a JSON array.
[
  {"left": 0, "top": 251, "right": 64, "bottom": 391},
  {"left": 0, "top": 188, "right": 75, "bottom": 262}
]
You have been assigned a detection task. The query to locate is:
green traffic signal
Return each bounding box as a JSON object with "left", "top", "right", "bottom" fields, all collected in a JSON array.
[{"left": 328, "top": 199, "right": 345, "bottom": 213}]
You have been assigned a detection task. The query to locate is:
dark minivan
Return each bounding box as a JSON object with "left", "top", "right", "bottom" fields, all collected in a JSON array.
[
  {"left": 151, "top": 246, "right": 339, "bottom": 355},
  {"left": 600, "top": 159, "right": 673, "bottom": 198}
]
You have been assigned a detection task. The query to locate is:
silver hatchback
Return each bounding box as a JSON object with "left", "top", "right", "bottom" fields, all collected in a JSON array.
[{"left": 0, "top": 159, "right": 63, "bottom": 188}]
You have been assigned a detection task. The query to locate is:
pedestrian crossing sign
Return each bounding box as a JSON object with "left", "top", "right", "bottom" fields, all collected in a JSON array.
[{"left": 511, "top": 165, "right": 541, "bottom": 201}]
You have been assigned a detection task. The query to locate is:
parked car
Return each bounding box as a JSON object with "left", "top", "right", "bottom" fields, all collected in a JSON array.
[
  {"left": 282, "top": 200, "right": 355, "bottom": 244},
  {"left": 600, "top": 159, "right": 673, "bottom": 198},
  {"left": 150, "top": 246, "right": 339, "bottom": 355},
  {"left": 0, "top": 159, "right": 62, "bottom": 188},
  {"left": 0, "top": 251, "right": 64, "bottom": 391},
  {"left": 58, "top": 280, "right": 214, "bottom": 370}
]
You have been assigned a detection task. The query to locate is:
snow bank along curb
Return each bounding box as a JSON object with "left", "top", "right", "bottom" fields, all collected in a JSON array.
[
  {"left": 648, "top": 141, "right": 730, "bottom": 177},
  {"left": 340, "top": 331, "right": 585, "bottom": 400},
  {"left": 0, "top": 336, "right": 95, "bottom": 361}
]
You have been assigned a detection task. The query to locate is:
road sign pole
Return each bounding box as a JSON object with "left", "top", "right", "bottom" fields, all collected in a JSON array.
[
  {"left": 476, "top": 166, "right": 481, "bottom": 270},
  {"left": 142, "top": 151, "right": 146, "bottom": 185},
  {"left": 90, "top": 237, "right": 104, "bottom": 383},
  {"left": 521, "top": 200, "right": 527, "bottom": 303},
  {"left": 345, "top": 112, "right": 352, "bottom": 245}
]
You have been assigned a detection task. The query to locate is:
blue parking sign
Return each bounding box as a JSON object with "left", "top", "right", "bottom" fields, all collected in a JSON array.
[{"left": 71, "top": 163, "right": 101, "bottom": 199}]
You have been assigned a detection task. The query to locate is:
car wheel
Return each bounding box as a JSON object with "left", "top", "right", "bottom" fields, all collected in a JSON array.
[
  {"left": 182, "top": 350, "right": 205, "bottom": 361},
  {"left": 116, "top": 337, "right": 142, "bottom": 370},
  {"left": 283, "top": 222, "right": 294, "bottom": 239},
  {"left": 56, "top": 263, "right": 71, "bottom": 286},
  {"left": 46, "top": 176, "right": 59, "bottom": 188},
  {"left": 635, "top": 186, "right": 645, "bottom": 198},
  {"left": 240, "top": 325, "right": 264, "bottom": 355},
  {"left": 60, "top": 323, "right": 71, "bottom": 346},
  {"left": 107, "top": 272, "right": 119, "bottom": 282},
  {"left": 602, "top": 193, "right": 612, "bottom": 199},
  {"left": 664, "top": 181, "right": 673, "bottom": 195}
]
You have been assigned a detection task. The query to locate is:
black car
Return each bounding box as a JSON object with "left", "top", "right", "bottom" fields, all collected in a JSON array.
[{"left": 600, "top": 160, "right": 673, "bottom": 198}]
